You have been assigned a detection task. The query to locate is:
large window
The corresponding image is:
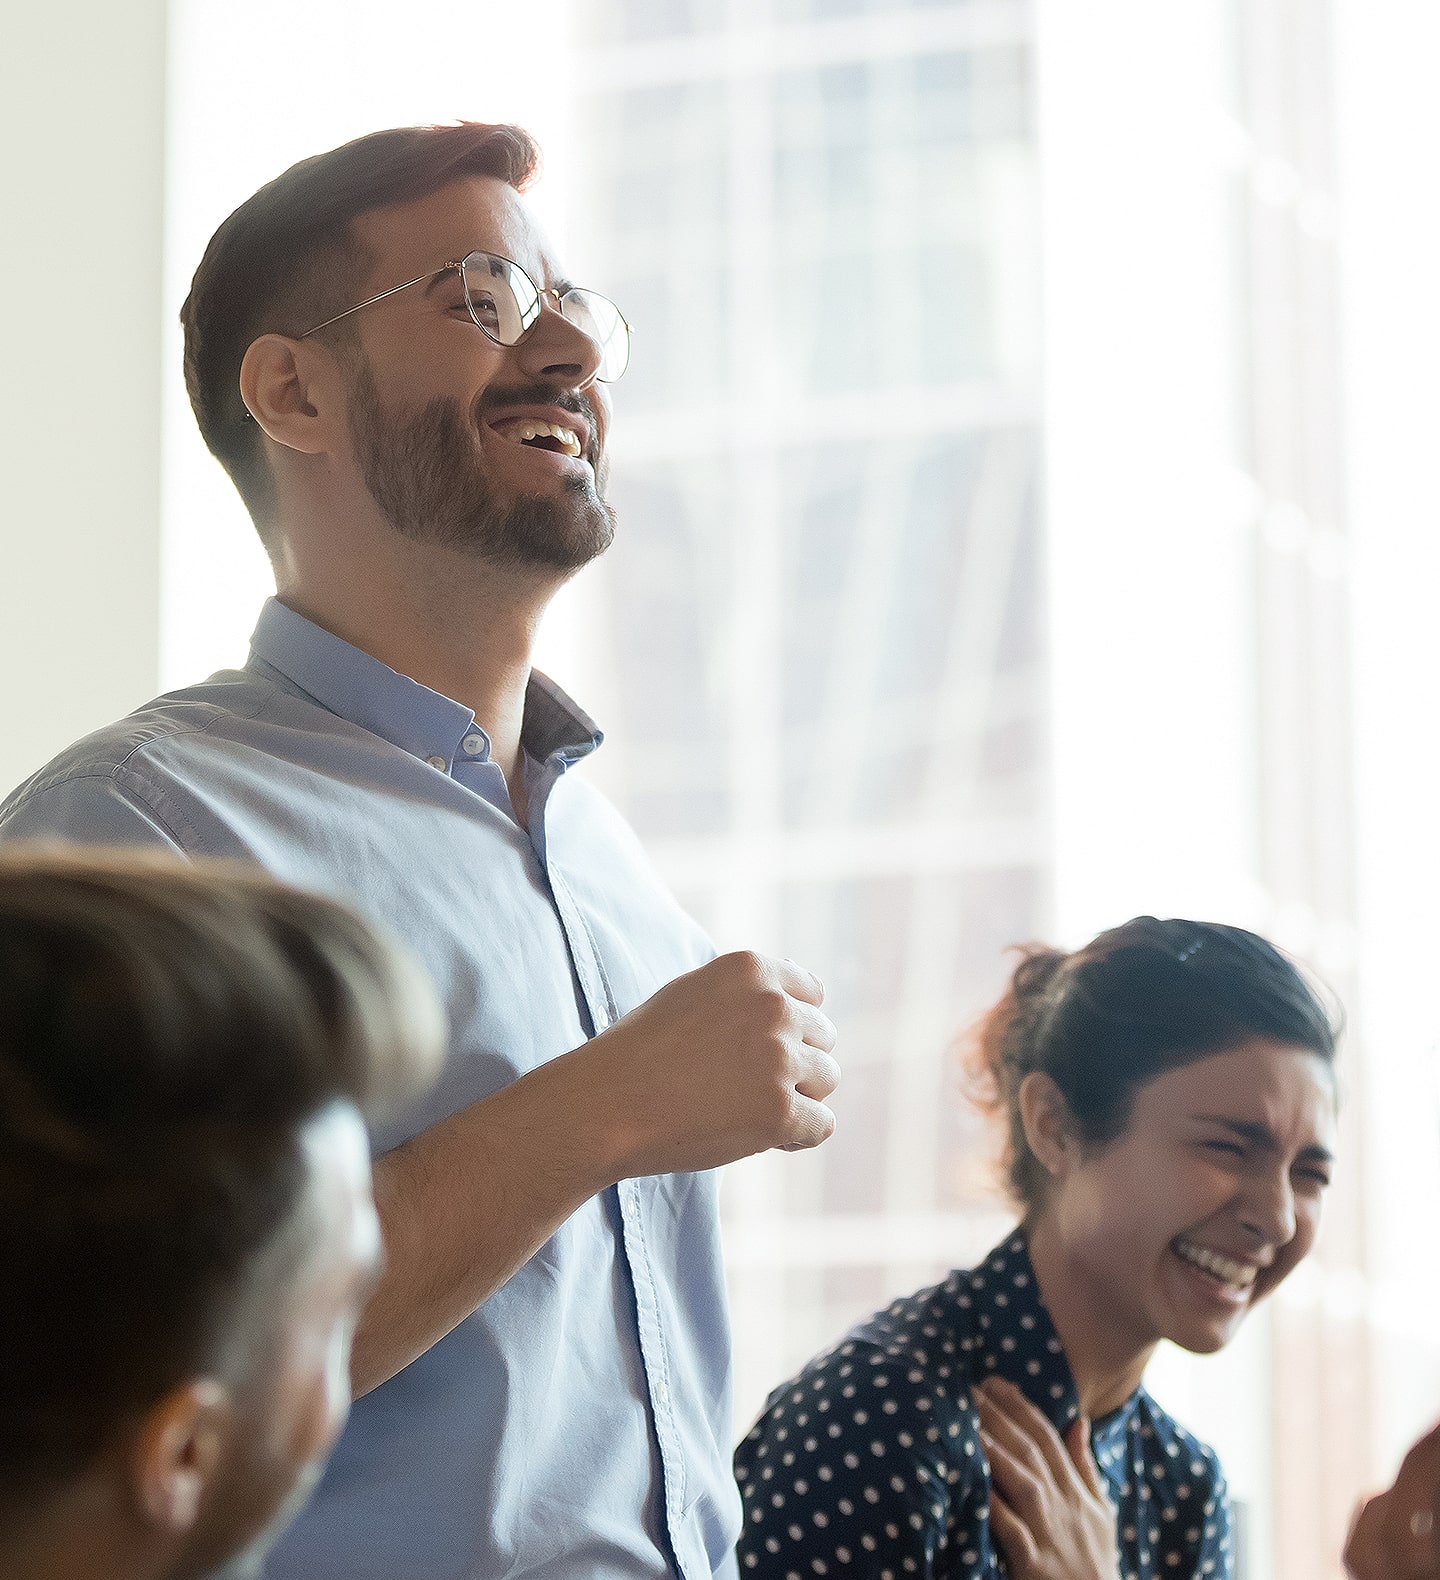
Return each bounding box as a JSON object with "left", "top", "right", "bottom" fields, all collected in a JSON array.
[
  {"left": 566, "top": 0, "right": 1047, "bottom": 1436},
  {"left": 158, "top": 4, "right": 1440, "bottom": 1577}
]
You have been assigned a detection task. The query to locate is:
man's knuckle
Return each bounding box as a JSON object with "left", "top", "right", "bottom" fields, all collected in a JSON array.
[
  {"left": 754, "top": 1035, "right": 790, "bottom": 1082},
  {"left": 728, "top": 948, "right": 769, "bottom": 987},
  {"left": 779, "top": 1090, "right": 819, "bottom": 1144},
  {"left": 760, "top": 986, "right": 793, "bottom": 1033}
]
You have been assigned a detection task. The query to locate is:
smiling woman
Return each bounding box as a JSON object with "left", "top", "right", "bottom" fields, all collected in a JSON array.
[{"left": 734, "top": 916, "right": 1339, "bottom": 1580}]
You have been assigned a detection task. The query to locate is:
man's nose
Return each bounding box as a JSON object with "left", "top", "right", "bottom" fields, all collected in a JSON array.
[{"left": 514, "top": 294, "right": 604, "bottom": 390}]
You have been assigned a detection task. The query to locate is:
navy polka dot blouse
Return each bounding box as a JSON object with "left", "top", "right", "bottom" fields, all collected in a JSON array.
[{"left": 734, "top": 1232, "right": 1233, "bottom": 1579}]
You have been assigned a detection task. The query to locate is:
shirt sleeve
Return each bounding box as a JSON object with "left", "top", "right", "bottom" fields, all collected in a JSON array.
[
  {"left": 735, "top": 1344, "right": 982, "bottom": 1579},
  {"left": 0, "top": 773, "right": 188, "bottom": 853}
]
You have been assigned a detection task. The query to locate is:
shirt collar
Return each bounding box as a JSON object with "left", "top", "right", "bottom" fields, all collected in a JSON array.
[
  {"left": 246, "top": 598, "right": 604, "bottom": 769},
  {"left": 964, "top": 1232, "right": 1141, "bottom": 1468}
]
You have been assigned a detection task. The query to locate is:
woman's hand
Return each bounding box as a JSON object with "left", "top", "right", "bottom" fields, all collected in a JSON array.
[
  {"left": 1345, "top": 1419, "right": 1440, "bottom": 1579},
  {"left": 976, "top": 1377, "right": 1119, "bottom": 1580}
]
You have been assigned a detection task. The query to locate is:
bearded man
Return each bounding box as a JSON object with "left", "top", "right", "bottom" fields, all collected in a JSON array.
[{"left": 0, "top": 123, "right": 840, "bottom": 1580}]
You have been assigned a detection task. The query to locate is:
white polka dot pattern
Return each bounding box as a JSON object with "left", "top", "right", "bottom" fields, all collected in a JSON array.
[{"left": 734, "top": 1234, "right": 1233, "bottom": 1579}]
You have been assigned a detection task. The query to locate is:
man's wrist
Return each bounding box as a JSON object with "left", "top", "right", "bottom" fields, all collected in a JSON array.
[{"left": 485, "top": 1044, "right": 633, "bottom": 1203}]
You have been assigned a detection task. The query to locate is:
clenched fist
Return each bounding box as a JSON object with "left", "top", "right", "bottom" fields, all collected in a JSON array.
[
  {"left": 566, "top": 950, "right": 840, "bottom": 1179},
  {"left": 1346, "top": 1420, "right": 1440, "bottom": 1580}
]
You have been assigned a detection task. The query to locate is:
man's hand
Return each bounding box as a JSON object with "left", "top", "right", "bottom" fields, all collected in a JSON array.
[
  {"left": 1345, "top": 1420, "right": 1440, "bottom": 1580},
  {"left": 353, "top": 950, "right": 837, "bottom": 1393},
  {"left": 563, "top": 950, "right": 840, "bottom": 1179},
  {"left": 977, "top": 1377, "right": 1120, "bottom": 1580}
]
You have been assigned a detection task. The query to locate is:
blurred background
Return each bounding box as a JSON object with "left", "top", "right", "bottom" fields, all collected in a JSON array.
[{"left": 4, "top": 2, "right": 1439, "bottom": 1575}]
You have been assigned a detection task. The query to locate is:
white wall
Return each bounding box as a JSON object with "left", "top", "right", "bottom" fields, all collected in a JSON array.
[{"left": 0, "top": 3, "right": 169, "bottom": 798}]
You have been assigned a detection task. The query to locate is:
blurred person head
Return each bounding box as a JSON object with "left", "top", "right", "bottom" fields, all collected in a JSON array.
[
  {"left": 1345, "top": 1419, "right": 1440, "bottom": 1580},
  {"left": 966, "top": 915, "right": 1339, "bottom": 1362},
  {"left": 0, "top": 849, "right": 444, "bottom": 1580},
  {"left": 180, "top": 122, "right": 618, "bottom": 581}
]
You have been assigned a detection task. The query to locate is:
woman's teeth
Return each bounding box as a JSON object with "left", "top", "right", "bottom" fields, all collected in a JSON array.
[{"left": 1173, "top": 1238, "right": 1257, "bottom": 1290}]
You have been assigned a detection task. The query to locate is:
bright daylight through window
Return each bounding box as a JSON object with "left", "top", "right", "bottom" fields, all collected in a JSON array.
[{"left": 154, "top": 4, "right": 1440, "bottom": 1579}]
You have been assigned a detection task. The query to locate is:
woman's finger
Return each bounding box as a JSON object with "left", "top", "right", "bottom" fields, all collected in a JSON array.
[
  {"left": 1065, "top": 1416, "right": 1107, "bottom": 1502},
  {"left": 979, "top": 1421, "right": 1046, "bottom": 1526},
  {"left": 978, "top": 1378, "right": 1075, "bottom": 1490},
  {"left": 988, "top": 1489, "right": 1040, "bottom": 1575},
  {"left": 976, "top": 1388, "right": 1051, "bottom": 1491}
]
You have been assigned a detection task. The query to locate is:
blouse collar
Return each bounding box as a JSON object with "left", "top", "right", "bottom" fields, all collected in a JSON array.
[{"left": 955, "top": 1231, "right": 1142, "bottom": 1480}]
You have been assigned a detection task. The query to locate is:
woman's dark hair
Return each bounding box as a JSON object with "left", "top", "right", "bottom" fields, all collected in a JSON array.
[
  {"left": 966, "top": 915, "right": 1339, "bottom": 1212},
  {"left": 0, "top": 848, "right": 444, "bottom": 1505}
]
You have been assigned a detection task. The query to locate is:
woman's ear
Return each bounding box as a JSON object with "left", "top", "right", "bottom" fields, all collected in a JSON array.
[
  {"left": 239, "top": 334, "right": 339, "bottom": 457},
  {"left": 129, "top": 1377, "right": 232, "bottom": 1534},
  {"left": 1017, "top": 1071, "right": 1078, "bottom": 1181}
]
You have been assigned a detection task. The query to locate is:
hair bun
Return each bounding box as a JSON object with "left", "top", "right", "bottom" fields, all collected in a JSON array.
[
  {"left": 962, "top": 944, "right": 1068, "bottom": 1110},
  {"left": 1009, "top": 946, "right": 1067, "bottom": 1005}
]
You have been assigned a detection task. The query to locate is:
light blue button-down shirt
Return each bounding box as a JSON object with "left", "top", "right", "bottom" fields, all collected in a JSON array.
[{"left": 0, "top": 599, "right": 742, "bottom": 1580}]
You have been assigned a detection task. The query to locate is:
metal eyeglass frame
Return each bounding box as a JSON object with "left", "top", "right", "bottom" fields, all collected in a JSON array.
[{"left": 299, "top": 249, "right": 632, "bottom": 384}]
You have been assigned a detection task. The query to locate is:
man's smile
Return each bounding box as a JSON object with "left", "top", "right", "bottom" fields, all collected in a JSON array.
[{"left": 483, "top": 404, "right": 592, "bottom": 464}]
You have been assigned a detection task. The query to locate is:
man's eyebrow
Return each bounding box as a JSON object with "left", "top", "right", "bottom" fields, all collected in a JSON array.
[
  {"left": 547, "top": 276, "right": 578, "bottom": 298},
  {"left": 422, "top": 266, "right": 463, "bottom": 296},
  {"left": 1191, "top": 1114, "right": 1336, "bottom": 1163}
]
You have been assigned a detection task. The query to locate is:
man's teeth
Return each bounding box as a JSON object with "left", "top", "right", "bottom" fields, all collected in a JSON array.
[
  {"left": 513, "top": 419, "right": 582, "bottom": 457},
  {"left": 1173, "top": 1239, "right": 1257, "bottom": 1289}
]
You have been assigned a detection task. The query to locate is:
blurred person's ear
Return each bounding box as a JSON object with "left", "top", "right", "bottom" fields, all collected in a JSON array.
[{"left": 130, "top": 1378, "right": 232, "bottom": 1532}]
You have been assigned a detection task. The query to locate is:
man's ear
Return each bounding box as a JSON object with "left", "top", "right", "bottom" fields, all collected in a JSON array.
[
  {"left": 239, "top": 334, "right": 341, "bottom": 457},
  {"left": 1016, "top": 1071, "right": 1079, "bottom": 1182},
  {"left": 130, "top": 1377, "right": 233, "bottom": 1534}
]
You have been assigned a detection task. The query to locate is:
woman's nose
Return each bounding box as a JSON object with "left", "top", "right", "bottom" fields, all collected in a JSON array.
[{"left": 1238, "top": 1169, "right": 1297, "bottom": 1247}]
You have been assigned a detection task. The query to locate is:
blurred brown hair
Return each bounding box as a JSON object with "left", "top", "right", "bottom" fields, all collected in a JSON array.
[{"left": 0, "top": 847, "right": 443, "bottom": 1504}]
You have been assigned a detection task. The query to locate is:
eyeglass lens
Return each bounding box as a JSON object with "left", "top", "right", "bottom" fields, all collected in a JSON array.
[{"left": 460, "top": 252, "right": 630, "bottom": 383}]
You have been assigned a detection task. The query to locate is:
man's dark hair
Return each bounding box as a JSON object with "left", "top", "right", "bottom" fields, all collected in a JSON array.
[
  {"left": 0, "top": 848, "right": 442, "bottom": 1505},
  {"left": 180, "top": 121, "right": 541, "bottom": 544}
]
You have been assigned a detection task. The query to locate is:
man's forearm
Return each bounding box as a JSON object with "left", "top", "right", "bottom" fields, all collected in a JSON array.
[
  {"left": 351, "top": 1054, "right": 617, "bottom": 1396},
  {"left": 349, "top": 950, "right": 839, "bottom": 1396}
]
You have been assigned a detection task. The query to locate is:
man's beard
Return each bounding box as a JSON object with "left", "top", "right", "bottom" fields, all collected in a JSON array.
[{"left": 346, "top": 358, "right": 616, "bottom": 573}]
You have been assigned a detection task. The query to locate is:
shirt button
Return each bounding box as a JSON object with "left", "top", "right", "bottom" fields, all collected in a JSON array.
[
  {"left": 426, "top": 754, "right": 447, "bottom": 770},
  {"left": 655, "top": 1382, "right": 669, "bottom": 1407},
  {"left": 461, "top": 732, "right": 486, "bottom": 756}
]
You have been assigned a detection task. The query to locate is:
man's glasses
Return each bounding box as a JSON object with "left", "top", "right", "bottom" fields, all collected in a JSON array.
[{"left": 302, "top": 250, "right": 632, "bottom": 384}]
